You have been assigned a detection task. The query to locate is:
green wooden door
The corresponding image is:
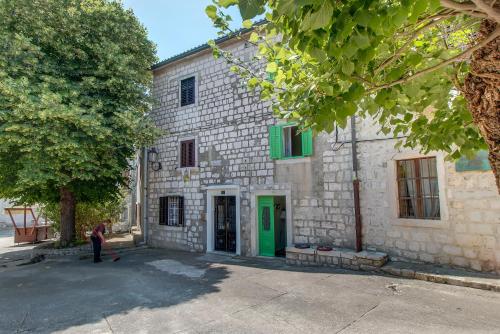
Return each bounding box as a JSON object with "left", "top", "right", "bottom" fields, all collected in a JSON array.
[{"left": 258, "top": 196, "right": 275, "bottom": 257}]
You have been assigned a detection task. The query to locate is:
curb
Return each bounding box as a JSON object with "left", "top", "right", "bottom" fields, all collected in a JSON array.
[{"left": 381, "top": 264, "right": 500, "bottom": 292}]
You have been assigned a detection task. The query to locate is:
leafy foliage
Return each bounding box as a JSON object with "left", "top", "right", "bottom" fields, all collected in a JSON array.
[
  {"left": 206, "top": 0, "right": 497, "bottom": 159},
  {"left": 42, "top": 194, "right": 125, "bottom": 241},
  {"left": 0, "top": 0, "right": 159, "bottom": 205}
]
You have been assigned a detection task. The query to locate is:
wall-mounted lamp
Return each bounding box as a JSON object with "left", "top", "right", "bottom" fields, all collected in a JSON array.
[{"left": 148, "top": 147, "right": 162, "bottom": 171}]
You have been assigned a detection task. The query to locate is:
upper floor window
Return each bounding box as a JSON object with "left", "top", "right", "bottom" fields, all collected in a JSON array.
[
  {"left": 159, "top": 196, "right": 184, "bottom": 226},
  {"left": 180, "top": 139, "right": 196, "bottom": 168},
  {"left": 397, "top": 157, "right": 440, "bottom": 220},
  {"left": 269, "top": 124, "right": 313, "bottom": 159},
  {"left": 180, "top": 76, "right": 195, "bottom": 106}
]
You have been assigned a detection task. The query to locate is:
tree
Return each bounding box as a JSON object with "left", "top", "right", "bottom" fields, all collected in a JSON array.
[
  {"left": 206, "top": 0, "right": 500, "bottom": 192},
  {"left": 0, "top": 0, "right": 158, "bottom": 246}
]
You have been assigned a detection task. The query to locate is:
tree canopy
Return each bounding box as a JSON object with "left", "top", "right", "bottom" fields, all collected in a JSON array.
[
  {"left": 206, "top": 0, "right": 500, "bottom": 190},
  {"left": 0, "top": 0, "right": 158, "bottom": 244}
]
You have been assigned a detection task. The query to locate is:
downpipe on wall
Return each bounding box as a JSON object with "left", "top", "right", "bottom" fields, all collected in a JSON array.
[
  {"left": 350, "top": 116, "right": 362, "bottom": 252},
  {"left": 142, "top": 147, "right": 149, "bottom": 245}
]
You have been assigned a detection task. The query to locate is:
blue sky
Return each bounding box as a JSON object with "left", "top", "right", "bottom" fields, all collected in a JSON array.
[{"left": 123, "top": 0, "right": 244, "bottom": 63}]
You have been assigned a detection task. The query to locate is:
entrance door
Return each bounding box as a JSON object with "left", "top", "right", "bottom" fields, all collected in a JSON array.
[
  {"left": 214, "top": 196, "right": 236, "bottom": 252},
  {"left": 258, "top": 196, "right": 275, "bottom": 257}
]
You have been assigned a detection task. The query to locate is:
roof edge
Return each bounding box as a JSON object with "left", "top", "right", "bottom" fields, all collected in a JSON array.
[{"left": 151, "top": 20, "right": 267, "bottom": 71}]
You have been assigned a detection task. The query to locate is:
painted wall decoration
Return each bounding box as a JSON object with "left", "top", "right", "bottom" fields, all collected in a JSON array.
[{"left": 455, "top": 150, "right": 491, "bottom": 172}]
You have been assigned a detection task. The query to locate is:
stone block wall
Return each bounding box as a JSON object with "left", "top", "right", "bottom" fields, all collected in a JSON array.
[
  {"left": 357, "top": 135, "right": 500, "bottom": 273},
  {"left": 148, "top": 37, "right": 500, "bottom": 273}
]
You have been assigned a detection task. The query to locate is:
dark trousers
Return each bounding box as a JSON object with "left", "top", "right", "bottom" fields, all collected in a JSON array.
[{"left": 91, "top": 236, "right": 102, "bottom": 262}]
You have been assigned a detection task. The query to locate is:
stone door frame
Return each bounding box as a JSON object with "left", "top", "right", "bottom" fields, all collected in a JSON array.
[{"left": 206, "top": 185, "right": 241, "bottom": 255}]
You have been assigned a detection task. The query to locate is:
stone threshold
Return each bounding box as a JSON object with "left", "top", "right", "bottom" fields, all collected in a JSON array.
[
  {"left": 285, "top": 246, "right": 388, "bottom": 271},
  {"left": 382, "top": 261, "right": 500, "bottom": 292}
]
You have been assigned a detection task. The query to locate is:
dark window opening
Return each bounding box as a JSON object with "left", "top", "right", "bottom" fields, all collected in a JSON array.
[
  {"left": 283, "top": 126, "right": 302, "bottom": 157},
  {"left": 180, "top": 76, "right": 195, "bottom": 106},
  {"left": 159, "top": 196, "right": 184, "bottom": 226},
  {"left": 397, "top": 157, "right": 440, "bottom": 220},
  {"left": 180, "top": 139, "right": 195, "bottom": 167}
]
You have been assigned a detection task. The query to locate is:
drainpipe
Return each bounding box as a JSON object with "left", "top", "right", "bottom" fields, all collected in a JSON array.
[
  {"left": 350, "top": 116, "right": 362, "bottom": 252},
  {"left": 142, "top": 147, "right": 149, "bottom": 245}
]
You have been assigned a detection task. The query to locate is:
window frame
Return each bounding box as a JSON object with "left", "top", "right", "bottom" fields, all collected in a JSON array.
[
  {"left": 396, "top": 156, "right": 440, "bottom": 220},
  {"left": 159, "top": 196, "right": 184, "bottom": 227},
  {"left": 269, "top": 123, "right": 313, "bottom": 160},
  {"left": 282, "top": 125, "right": 303, "bottom": 158},
  {"left": 178, "top": 136, "right": 198, "bottom": 168},
  {"left": 177, "top": 74, "right": 198, "bottom": 108},
  {"left": 388, "top": 152, "right": 449, "bottom": 228}
]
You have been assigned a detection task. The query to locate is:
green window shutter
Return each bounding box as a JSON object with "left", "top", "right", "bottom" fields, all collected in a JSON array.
[
  {"left": 301, "top": 128, "right": 313, "bottom": 156},
  {"left": 269, "top": 125, "right": 283, "bottom": 159}
]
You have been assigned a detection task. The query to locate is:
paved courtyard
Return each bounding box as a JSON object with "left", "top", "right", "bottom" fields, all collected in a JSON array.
[{"left": 1, "top": 246, "right": 500, "bottom": 334}]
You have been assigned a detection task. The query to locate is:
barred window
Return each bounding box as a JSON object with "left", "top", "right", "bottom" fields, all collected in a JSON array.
[
  {"left": 180, "top": 76, "right": 195, "bottom": 106},
  {"left": 180, "top": 139, "right": 195, "bottom": 167},
  {"left": 159, "top": 196, "right": 184, "bottom": 226},
  {"left": 397, "top": 157, "right": 440, "bottom": 220}
]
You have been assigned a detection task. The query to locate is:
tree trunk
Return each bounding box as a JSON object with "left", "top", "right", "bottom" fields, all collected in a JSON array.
[
  {"left": 59, "top": 187, "right": 76, "bottom": 247},
  {"left": 463, "top": 19, "right": 500, "bottom": 193}
]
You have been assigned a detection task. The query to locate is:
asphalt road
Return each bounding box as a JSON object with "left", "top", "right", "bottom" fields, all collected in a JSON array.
[{"left": 1, "top": 248, "right": 499, "bottom": 334}]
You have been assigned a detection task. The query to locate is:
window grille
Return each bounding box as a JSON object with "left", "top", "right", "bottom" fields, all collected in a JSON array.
[{"left": 159, "top": 196, "right": 184, "bottom": 226}]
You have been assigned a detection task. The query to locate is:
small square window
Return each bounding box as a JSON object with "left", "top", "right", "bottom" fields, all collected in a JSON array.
[
  {"left": 396, "top": 157, "right": 440, "bottom": 220},
  {"left": 159, "top": 196, "right": 184, "bottom": 226},
  {"left": 180, "top": 139, "right": 196, "bottom": 168},
  {"left": 282, "top": 126, "right": 302, "bottom": 158},
  {"left": 180, "top": 76, "right": 195, "bottom": 106}
]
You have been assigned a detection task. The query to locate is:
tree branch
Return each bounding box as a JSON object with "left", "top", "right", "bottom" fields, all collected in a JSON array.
[
  {"left": 368, "top": 26, "right": 500, "bottom": 92},
  {"left": 376, "top": 16, "right": 451, "bottom": 74},
  {"left": 441, "top": 0, "right": 478, "bottom": 11},
  {"left": 471, "top": 0, "right": 500, "bottom": 22}
]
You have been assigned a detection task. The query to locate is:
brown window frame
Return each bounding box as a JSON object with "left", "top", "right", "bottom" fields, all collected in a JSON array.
[
  {"left": 159, "top": 196, "right": 184, "bottom": 226},
  {"left": 180, "top": 139, "right": 196, "bottom": 168},
  {"left": 396, "top": 157, "right": 440, "bottom": 220}
]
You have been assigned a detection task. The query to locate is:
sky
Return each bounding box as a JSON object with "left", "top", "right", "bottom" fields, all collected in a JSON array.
[{"left": 123, "top": 0, "right": 244, "bottom": 63}]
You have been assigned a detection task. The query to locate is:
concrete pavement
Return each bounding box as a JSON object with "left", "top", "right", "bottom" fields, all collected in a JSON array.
[{"left": 1, "top": 248, "right": 500, "bottom": 333}]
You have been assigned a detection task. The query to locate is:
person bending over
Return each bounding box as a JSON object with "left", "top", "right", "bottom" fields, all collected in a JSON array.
[{"left": 90, "top": 220, "right": 109, "bottom": 263}]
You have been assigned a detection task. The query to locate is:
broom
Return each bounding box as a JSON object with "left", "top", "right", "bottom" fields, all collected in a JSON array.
[{"left": 102, "top": 242, "right": 120, "bottom": 262}]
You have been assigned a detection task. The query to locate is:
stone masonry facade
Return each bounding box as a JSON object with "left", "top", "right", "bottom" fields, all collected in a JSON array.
[{"left": 148, "top": 38, "right": 500, "bottom": 273}]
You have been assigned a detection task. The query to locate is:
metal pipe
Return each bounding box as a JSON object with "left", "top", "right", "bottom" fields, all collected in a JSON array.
[
  {"left": 350, "top": 116, "right": 362, "bottom": 252},
  {"left": 142, "top": 147, "right": 149, "bottom": 245}
]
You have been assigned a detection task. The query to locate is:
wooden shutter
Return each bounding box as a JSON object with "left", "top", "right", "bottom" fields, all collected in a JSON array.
[
  {"left": 178, "top": 196, "right": 184, "bottom": 226},
  {"left": 187, "top": 140, "right": 195, "bottom": 167},
  {"left": 180, "top": 141, "right": 187, "bottom": 167},
  {"left": 301, "top": 128, "right": 313, "bottom": 156},
  {"left": 180, "top": 140, "right": 195, "bottom": 167},
  {"left": 180, "top": 77, "right": 195, "bottom": 106},
  {"left": 269, "top": 125, "right": 283, "bottom": 159},
  {"left": 159, "top": 197, "right": 168, "bottom": 225}
]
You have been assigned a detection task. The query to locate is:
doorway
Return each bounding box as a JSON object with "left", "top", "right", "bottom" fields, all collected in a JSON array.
[
  {"left": 258, "top": 196, "right": 287, "bottom": 257},
  {"left": 214, "top": 196, "right": 236, "bottom": 253}
]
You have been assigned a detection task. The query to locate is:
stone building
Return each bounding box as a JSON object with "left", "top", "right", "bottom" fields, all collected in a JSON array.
[{"left": 144, "top": 34, "right": 500, "bottom": 273}]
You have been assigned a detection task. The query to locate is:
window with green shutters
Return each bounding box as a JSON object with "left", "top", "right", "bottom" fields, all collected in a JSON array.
[{"left": 269, "top": 124, "right": 313, "bottom": 159}]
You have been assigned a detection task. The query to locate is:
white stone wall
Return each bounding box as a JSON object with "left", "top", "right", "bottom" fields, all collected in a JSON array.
[
  {"left": 357, "top": 118, "right": 500, "bottom": 273},
  {"left": 149, "top": 38, "right": 500, "bottom": 273}
]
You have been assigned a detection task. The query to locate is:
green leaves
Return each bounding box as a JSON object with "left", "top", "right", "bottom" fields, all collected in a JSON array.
[
  {"left": 207, "top": 0, "right": 486, "bottom": 165},
  {"left": 205, "top": 5, "right": 218, "bottom": 19},
  {"left": 266, "top": 62, "right": 278, "bottom": 73},
  {"left": 309, "top": 1, "right": 333, "bottom": 30},
  {"left": 242, "top": 19, "right": 253, "bottom": 28},
  {"left": 238, "top": 0, "right": 266, "bottom": 19},
  {"left": 0, "top": 0, "right": 158, "bottom": 206}
]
